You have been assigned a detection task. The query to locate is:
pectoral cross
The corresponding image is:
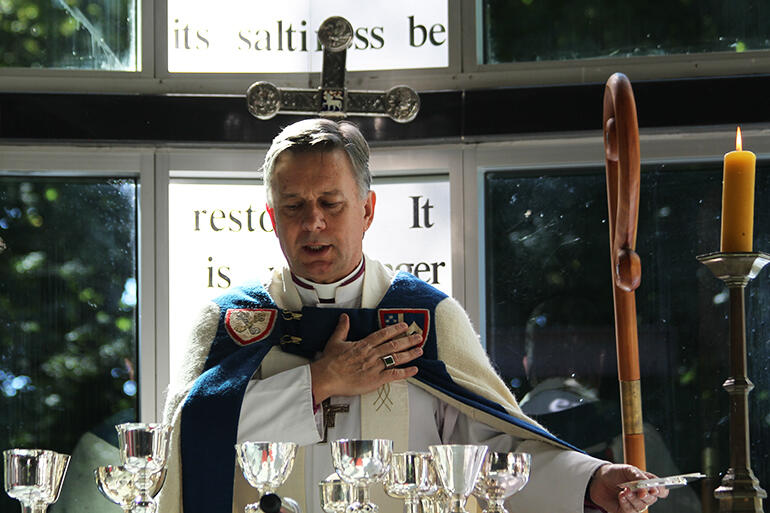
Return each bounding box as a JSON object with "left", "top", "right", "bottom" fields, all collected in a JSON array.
[
  {"left": 320, "top": 398, "right": 350, "bottom": 444},
  {"left": 246, "top": 16, "right": 420, "bottom": 123}
]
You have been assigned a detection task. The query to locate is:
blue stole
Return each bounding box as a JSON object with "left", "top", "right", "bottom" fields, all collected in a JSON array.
[{"left": 180, "top": 273, "right": 575, "bottom": 513}]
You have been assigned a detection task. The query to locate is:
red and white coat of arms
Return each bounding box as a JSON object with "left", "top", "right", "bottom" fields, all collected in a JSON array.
[{"left": 225, "top": 308, "right": 277, "bottom": 346}]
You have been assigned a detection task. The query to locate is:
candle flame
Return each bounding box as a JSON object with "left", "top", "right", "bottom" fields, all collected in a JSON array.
[{"left": 736, "top": 126, "right": 743, "bottom": 151}]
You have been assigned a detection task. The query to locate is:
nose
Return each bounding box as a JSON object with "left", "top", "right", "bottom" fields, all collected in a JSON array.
[{"left": 301, "top": 204, "right": 326, "bottom": 232}]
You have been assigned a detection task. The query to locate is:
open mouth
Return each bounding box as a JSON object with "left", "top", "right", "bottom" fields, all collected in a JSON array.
[{"left": 303, "top": 244, "right": 331, "bottom": 253}]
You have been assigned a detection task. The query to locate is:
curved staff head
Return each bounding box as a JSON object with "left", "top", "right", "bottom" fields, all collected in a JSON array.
[{"left": 603, "top": 72, "right": 641, "bottom": 293}]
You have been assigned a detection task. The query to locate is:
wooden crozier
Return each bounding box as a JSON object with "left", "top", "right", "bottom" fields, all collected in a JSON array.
[{"left": 603, "top": 72, "right": 646, "bottom": 470}]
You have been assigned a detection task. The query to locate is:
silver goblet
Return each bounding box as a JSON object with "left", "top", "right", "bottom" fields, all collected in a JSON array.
[
  {"left": 473, "top": 452, "right": 531, "bottom": 513},
  {"left": 235, "top": 441, "right": 298, "bottom": 513},
  {"left": 417, "top": 459, "right": 444, "bottom": 513},
  {"left": 420, "top": 489, "right": 450, "bottom": 513},
  {"left": 331, "top": 439, "right": 393, "bottom": 513},
  {"left": 116, "top": 423, "right": 172, "bottom": 513},
  {"left": 3, "top": 449, "right": 70, "bottom": 513},
  {"left": 384, "top": 452, "right": 433, "bottom": 513},
  {"left": 319, "top": 473, "right": 352, "bottom": 513},
  {"left": 94, "top": 465, "right": 167, "bottom": 512},
  {"left": 429, "top": 445, "right": 488, "bottom": 513}
]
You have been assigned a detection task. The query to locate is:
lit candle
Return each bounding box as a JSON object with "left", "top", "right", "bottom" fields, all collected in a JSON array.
[{"left": 720, "top": 127, "right": 756, "bottom": 252}]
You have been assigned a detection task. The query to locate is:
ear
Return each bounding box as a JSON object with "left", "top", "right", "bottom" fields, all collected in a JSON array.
[
  {"left": 266, "top": 204, "right": 277, "bottom": 234},
  {"left": 363, "top": 191, "right": 376, "bottom": 232}
]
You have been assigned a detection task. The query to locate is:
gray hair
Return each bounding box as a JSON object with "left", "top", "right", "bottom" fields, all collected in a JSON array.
[{"left": 262, "top": 118, "right": 371, "bottom": 206}]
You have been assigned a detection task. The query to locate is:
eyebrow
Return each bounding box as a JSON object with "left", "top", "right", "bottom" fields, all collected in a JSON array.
[{"left": 277, "top": 189, "right": 345, "bottom": 199}]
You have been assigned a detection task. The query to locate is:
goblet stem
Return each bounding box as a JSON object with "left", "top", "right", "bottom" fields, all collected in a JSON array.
[
  {"left": 352, "top": 484, "right": 368, "bottom": 503},
  {"left": 483, "top": 499, "right": 508, "bottom": 513},
  {"left": 419, "top": 497, "right": 436, "bottom": 513},
  {"left": 244, "top": 487, "right": 275, "bottom": 513},
  {"left": 258, "top": 486, "right": 276, "bottom": 498},
  {"left": 347, "top": 484, "right": 375, "bottom": 513},
  {"left": 131, "top": 471, "right": 158, "bottom": 513},
  {"left": 20, "top": 504, "right": 47, "bottom": 513},
  {"left": 448, "top": 494, "right": 467, "bottom": 513},
  {"left": 404, "top": 496, "right": 420, "bottom": 513}
]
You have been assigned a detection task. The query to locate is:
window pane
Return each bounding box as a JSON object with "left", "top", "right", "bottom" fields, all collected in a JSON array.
[
  {"left": 0, "top": 0, "right": 138, "bottom": 70},
  {"left": 0, "top": 177, "right": 138, "bottom": 512},
  {"left": 482, "top": 0, "right": 770, "bottom": 64},
  {"left": 167, "top": 1, "right": 448, "bottom": 73},
  {"left": 484, "top": 162, "right": 770, "bottom": 513},
  {"left": 168, "top": 177, "right": 451, "bottom": 383},
  {"left": 364, "top": 176, "right": 452, "bottom": 293}
]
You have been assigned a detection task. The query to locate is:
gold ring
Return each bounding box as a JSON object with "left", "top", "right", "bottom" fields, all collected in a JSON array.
[{"left": 381, "top": 354, "right": 396, "bottom": 369}]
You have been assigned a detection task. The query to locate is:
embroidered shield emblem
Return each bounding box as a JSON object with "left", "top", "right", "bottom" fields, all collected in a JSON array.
[
  {"left": 378, "top": 308, "right": 430, "bottom": 347},
  {"left": 225, "top": 308, "right": 277, "bottom": 346}
]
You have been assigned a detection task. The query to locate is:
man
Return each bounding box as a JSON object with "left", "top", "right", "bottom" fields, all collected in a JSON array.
[{"left": 159, "top": 118, "right": 668, "bottom": 513}]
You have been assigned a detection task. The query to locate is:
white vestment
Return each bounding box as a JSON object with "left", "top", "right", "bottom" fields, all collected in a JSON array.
[{"left": 159, "top": 256, "right": 606, "bottom": 513}]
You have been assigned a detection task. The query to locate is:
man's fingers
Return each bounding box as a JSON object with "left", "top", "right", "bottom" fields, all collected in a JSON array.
[
  {"left": 619, "top": 492, "right": 636, "bottom": 512},
  {"left": 621, "top": 488, "right": 657, "bottom": 512},
  {"left": 363, "top": 322, "right": 409, "bottom": 347},
  {"left": 381, "top": 366, "right": 418, "bottom": 382},
  {"left": 638, "top": 472, "right": 669, "bottom": 499},
  {"left": 620, "top": 490, "right": 644, "bottom": 513},
  {"left": 329, "top": 313, "right": 351, "bottom": 343},
  {"left": 380, "top": 333, "right": 423, "bottom": 356},
  {"left": 372, "top": 334, "right": 424, "bottom": 371}
]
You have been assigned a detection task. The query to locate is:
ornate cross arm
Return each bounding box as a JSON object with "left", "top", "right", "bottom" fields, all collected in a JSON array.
[{"left": 246, "top": 16, "right": 420, "bottom": 123}]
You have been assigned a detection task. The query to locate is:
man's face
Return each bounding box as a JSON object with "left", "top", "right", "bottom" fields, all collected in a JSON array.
[{"left": 271, "top": 148, "right": 375, "bottom": 284}]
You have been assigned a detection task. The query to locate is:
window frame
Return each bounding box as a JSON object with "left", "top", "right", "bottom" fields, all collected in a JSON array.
[
  {"left": 0, "top": 0, "right": 155, "bottom": 87},
  {"left": 466, "top": 0, "right": 770, "bottom": 87},
  {"left": 2, "top": 0, "right": 770, "bottom": 93},
  {"left": 468, "top": 125, "right": 770, "bottom": 345},
  {"left": 0, "top": 146, "right": 157, "bottom": 422}
]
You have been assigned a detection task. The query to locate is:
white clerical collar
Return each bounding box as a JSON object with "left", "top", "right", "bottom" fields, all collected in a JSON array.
[{"left": 291, "top": 259, "right": 365, "bottom": 308}]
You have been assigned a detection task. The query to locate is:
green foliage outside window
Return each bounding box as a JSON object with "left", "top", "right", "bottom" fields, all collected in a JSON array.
[
  {"left": 0, "top": 0, "right": 137, "bottom": 69},
  {"left": 0, "top": 177, "right": 138, "bottom": 512}
]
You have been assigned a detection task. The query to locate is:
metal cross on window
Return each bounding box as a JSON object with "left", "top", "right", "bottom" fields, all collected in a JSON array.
[{"left": 246, "top": 16, "right": 420, "bottom": 123}]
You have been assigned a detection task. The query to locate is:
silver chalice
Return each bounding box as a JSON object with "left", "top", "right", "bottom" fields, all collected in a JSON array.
[
  {"left": 429, "top": 445, "right": 488, "bottom": 513},
  {"left": 116, "top": 422, "right": 172, "bottom": 513},
  {"left": 235, "top": 441, "right": 298, "bottom": 513},
  {"left": 3, "top": 449, "right": 70, "bottom": 513},
  {"left": 384, "top": 452, "right": 433, "bottom": 513},
  {"left": 473, "top": 452, "right": 530, "bottom": 513},
  {"left": 417, "top": 459, "right": 444, "bottom": 513},
  {"left": 331, "top": 439, "right": 393, "bottom": 513},
  {"left": 320, "top": 472, "right": 352, "bottom": 513},
  {"left": 94, "top": 465, "right": 167, "bottom": 512}
]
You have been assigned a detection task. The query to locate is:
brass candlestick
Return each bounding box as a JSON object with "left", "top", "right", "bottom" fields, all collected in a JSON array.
[{"left": 697, "top": 251, "right": 769, "bottom": 513}]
